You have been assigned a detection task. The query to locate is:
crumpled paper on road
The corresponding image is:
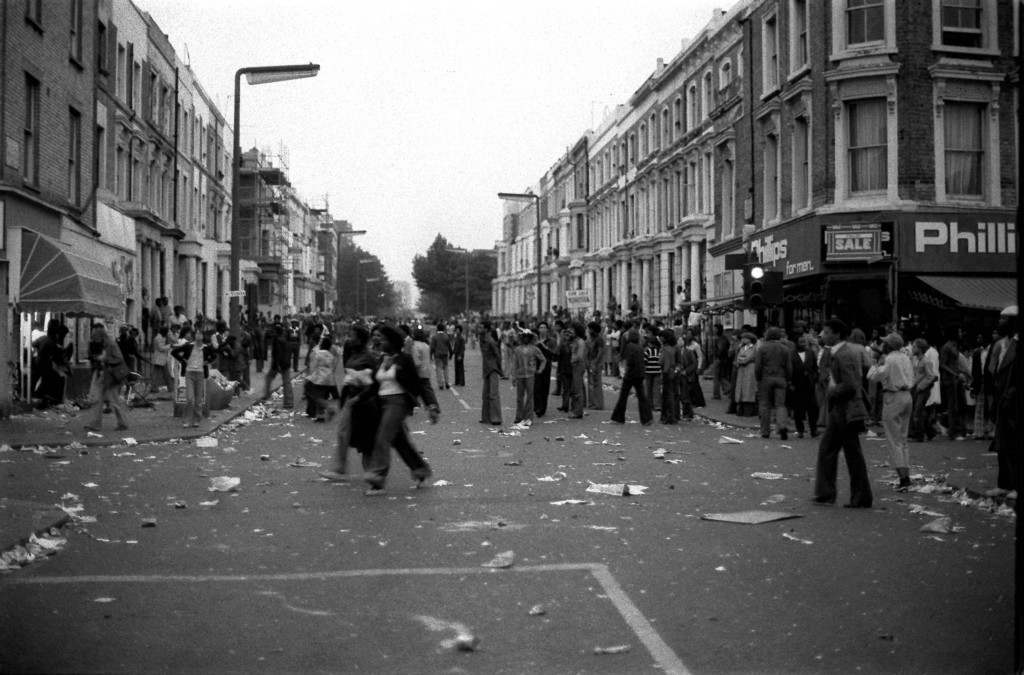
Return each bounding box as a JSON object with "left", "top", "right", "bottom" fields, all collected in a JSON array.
[
  {"left": 208, "top": 476, "right": 240, "bottom": 492},
  {"left": 586, "top": 481, "right": 648, "bottom": 497}
]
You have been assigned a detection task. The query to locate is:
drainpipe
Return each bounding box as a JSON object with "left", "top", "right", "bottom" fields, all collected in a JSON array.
[{"left": 173, "top": 67, "right": 179, "bottom": 225}]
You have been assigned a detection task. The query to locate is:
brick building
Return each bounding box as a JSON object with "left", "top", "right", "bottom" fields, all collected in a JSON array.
[
  {"left": 0, "top": 0, "right": 327, "bottom": 410},
  {"left": 493, "top": 0, "right": 1019, "bottom": 338}
]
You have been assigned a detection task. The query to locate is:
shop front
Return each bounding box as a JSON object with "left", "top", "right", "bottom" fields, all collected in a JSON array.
[{"left": 896, "top": 211, "right": 1016, "bottom": 339}]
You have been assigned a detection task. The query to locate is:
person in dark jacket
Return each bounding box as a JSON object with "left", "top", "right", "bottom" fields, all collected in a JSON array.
[
  {"left": 755, "top": 326, "right": 793, "bottom": 440},
  {"left": 452, "top": 325, "right": 467, "bottom": 387},
  {"left": 363, "top": 324, "right": 433, "bottom": 495},
  {"left": 479, "top": 321, "right": 503, "bottom": 425},
  {"left": 170, "top": 327, "right": 218, "bottom": 427},
  {"left": 534, "top": 321, "right": 556, "bottom": 417},
  {"left": 610, "top": 329, "right": 652, "bottom": 425},
  {"left": 791, "top": 335, "right": 820, "bottom": 438},
  {"left": 260, "top": 319, "right": 294, "bottom": 408},
  {"left": 320, "top": 325, "right": 381, "bottom": 481},
  {"left": 252, "top": 319, "right": 267, "bottom": 374},
  {"left": 813, "top": 319, "right": 873, "bottom": 508}
]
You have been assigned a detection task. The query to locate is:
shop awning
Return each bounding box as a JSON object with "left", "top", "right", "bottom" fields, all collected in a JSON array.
[
  {"left": 916, "top": 275, "right": 1016, "bottom": 312},
  {"left": 19, "top": 230, "right": 122, "bottom": 317}
]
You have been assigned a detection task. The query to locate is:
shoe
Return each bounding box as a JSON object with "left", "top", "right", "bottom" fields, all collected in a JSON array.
[
  {"left": 318, "top": 470, "right": 349, "bottom": 482},
  {"left": 761, "top": 433, "right": 770, "bottom": 439},
  {"left": 363, "top": 487, "right": 387, "bottom": 496},
  {"left": 811, "top": 497, "right": 835, "bottom": 506},
  {"left": 796, "top": 432, "right": 804, "bottom": 439},
  {"left": 779, "top": 429, "right": 788, "bottom": 441}
]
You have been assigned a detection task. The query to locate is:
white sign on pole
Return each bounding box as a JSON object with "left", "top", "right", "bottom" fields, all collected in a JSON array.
[
  {"left": 224, "top": 290, "right": 246, "bottom": 298},
  {"left": 565, "top": 289, "right": 591, "bottom": 309}
]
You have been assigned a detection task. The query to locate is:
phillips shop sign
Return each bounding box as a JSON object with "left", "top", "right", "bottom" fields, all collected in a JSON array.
[{"left": 900, "top": 215, "right": 1015, "bottom": 273}]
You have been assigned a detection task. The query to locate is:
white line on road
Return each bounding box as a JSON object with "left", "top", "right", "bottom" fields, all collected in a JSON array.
[
  {"left": 449, "top": 387, "right": 471, "bottom": 410},
  {"left": 5, "top": 562, "right": 689, "bottom": 674}
]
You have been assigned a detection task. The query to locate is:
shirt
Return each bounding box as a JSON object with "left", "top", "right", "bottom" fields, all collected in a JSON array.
[
  {"left": 377, "top": 361, "right": 402, "bottom": 396},
  {"left": 186, "top": 342, "right": 205, "bottom": 372},
  {"left": 644, "top": 343, "right": 662, "bottom": 375},
  {"left": 867, "top": 350, "right": 914, "bottom": 392},
  {"left": 511, "top": 344, "right": 546, "bottom": 379}
]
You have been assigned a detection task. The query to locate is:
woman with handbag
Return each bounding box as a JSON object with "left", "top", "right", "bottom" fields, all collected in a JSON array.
[{"left": 84, "top": 323, "right": 130, "bottom": 432}]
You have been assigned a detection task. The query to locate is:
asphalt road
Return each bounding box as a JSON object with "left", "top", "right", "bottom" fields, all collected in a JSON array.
[{"left": 1, "top": 348, "right": 1015, "bottom": 674}]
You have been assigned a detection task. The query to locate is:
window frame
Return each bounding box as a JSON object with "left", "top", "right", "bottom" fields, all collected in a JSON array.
[
  {"left": 931, "top": 0, "right": 998, "bottom": 55},
  {"left": 68, "top": 0, "right": 83, "bottom": 65},
  {"left": 846, "top": 97, "right": 888, "bottom": 194},
  {"left": 791, "top": 115, "right": 811, "bottom": 213},
  {"left": 761, "top": 12, "right": 780, "bottom": 96},
  {"left": 789, "top": 0, "right": 809, "bottom": 77},
  {"left": 718, "top": 59, "right": 733, "bottom": 91},
  {"left": 831, "top": 0, "right": 896, "bottom": 60},
  {"left": 23, "top": 73, "right": 40, "bottom": 187},
  {"left": 68, "top": 107, "right": 82, "bottom": 206}
]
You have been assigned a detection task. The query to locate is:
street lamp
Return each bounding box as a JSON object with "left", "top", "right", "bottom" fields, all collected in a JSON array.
[
  {"left": 445, "top": 246, "right": 470, "bottom": 315},
  {"left": 364, "top": 276, "right": 380, "bottom": 315},
  {"left": 230, "top": 63, "right": 320, "bottom": 337},
  {"left": 357, "top": 258, "right": 376, "bottom": 314},
  {"left": 498, "top": 192, "right": 542, "bottom": 319}
]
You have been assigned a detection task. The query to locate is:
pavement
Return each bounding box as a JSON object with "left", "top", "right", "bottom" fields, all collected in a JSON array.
[
  {"left": 0, "top": 347, "right": 1015, "bottom": 672},
  {"left": 0, "top": 358, "right": 299, "bottom": 552}
]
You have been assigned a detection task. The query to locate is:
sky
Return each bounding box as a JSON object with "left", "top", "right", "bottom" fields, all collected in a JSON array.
[{"left": 140, "top": 0, "right": 730, "bottom": 293}]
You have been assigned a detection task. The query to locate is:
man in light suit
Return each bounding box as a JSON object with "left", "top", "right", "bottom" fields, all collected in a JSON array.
[{"left": 813, "top": 319, "right": 873, "bottom": 508}]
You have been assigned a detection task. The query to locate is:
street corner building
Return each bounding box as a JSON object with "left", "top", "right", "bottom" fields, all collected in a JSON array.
[
  {"left": 0, "top": 0, "right": 338, "bottom": 412},
  {"left": 491, "top": 0, "right": 1018, "bottom": 337}
]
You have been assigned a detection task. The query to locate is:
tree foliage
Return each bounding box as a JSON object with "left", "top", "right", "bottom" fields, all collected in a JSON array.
[
  {"left": 412, "top": 234, "right": 496, "bottom": 316},
  {"left": 336, "top": 242, "right": 397, "bottom": 317}
]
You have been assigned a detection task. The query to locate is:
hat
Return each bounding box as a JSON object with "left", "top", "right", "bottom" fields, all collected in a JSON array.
[
  {"left": 882, "top": 333, "right": 904, "bottom": 351},
  {"left": 519, "top": 328, "right": 533, "bottom": 336}
]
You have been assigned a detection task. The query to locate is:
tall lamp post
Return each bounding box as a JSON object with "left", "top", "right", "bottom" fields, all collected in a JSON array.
[
  {"left": 445, "top": 246, "right": 470, "bottom": 314},
  {"left": 357, "top": 258, "right": 376, "bottom": 314},
  {"left": 364, "top": 276, "right": 380, "bottom": 315},
  {"left": 498, "top": 192, "right": 542, "bottom": 319},
  {"left": 230, "top": 63, "right": 320, "bottom": 338}
]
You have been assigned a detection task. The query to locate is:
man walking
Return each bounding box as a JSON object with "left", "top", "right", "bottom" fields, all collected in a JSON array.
[
  {"left": 610, "top": 329, "right": 653, "bottom": 425},
  {"left": 261, "top": 318, "right": 294, "bottom": 409},
  {"left": 813, "top": 319, "right": 873, "bottom": 508},
  {"left": 83, "top": 323, "right": 130, "bottom": 432},
  {"left": 429, "top": 322, "right": 452, "bottom": 389},
  {"left": 867, "top": 333, "right": 915, "bottom": 490},
  {"left": 755, "top": 326, "right": 793, "bottom": 440}
]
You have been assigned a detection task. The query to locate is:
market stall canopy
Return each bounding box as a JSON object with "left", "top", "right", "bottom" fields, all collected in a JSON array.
[
  {"left": 19, "top": 230, "right": 122, "bottom": 317},
  {"left": 916, "top": 275, "right": 1016, "bottom": 312}
]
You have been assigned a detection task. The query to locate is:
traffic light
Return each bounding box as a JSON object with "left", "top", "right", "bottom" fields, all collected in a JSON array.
[{"left": 743, "top": 263, "right": 783, "bottom": 309}]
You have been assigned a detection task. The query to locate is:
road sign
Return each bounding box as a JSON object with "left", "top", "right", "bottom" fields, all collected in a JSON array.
[
  {"left": 565, "top": 289, "right": 591, "bottom": 309},
  {"left": 224, "top": 290, "right": 246, "bottom": 298}
]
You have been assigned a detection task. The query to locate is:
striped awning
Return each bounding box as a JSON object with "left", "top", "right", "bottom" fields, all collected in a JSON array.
[
  {"left": 916, "top": 275, "right": 1016, "bottom": 312},
  {"left": 19, "top": 230, "right": 122, "bottom": 317}
]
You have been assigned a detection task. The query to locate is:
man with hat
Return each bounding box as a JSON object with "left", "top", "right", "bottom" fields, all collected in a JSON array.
[{"left": 867, "top": 333, "right": 915, "bottom": 490}]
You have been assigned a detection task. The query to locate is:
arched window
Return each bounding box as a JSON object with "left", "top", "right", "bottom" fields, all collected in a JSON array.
[{"left": 719, "top": 60, "right": 732, "bottom": 89}]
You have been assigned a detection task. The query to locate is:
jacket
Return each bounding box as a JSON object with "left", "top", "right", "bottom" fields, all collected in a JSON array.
[
  {"left": 481, "top": 333, "right": 503, "bottom": 377},
  {"left": 169, "top": 341, "right": 217, "bottom": 378},
  {"left": 268, "top": 326, "right": 291, "bottom": 371},
  {"left": 620, "top": 341, "right": 646, "bottom": 380},
  {"left": 827, "top": 343, "right": 868, "bottom": 425},
  {"left": 755, "top": 339, "right": 793, "bottom": 382}
]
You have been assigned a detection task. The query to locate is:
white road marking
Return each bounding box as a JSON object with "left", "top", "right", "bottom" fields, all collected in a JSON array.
[
  {"left": 5, "top": 562, "right": 689, "bottom": 673},
  {"left": 449, "top": 387, "right": 471, "bottom": 410}
]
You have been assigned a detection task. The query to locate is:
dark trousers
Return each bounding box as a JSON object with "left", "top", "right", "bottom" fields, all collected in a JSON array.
[
  {"left": 910, "top": 391, "right": 936, "bottom": 440},
  {"left": 941, "top": 380, "right": 965, "bottom": 438},
  {"left": 569, "top": 363, "right": 585, "bottom": 417},
  {"left": 481, "top": 371, "right": 502, "bottom": 424},
  {"left": 534, "top": 365, "right": 552, "bottom": 417},
  {"left": 660, "top": 373, "right": 678, "bottom": 423},
  {"left": 289, "top": 342, "right": 300, "bottom": 371},
  {"left": 758, "top": 376, "right": 789, "bottom": 437},
  {"left": 364, "top": 395, "right": 431, "bottom": 488},
  {"left": 262, "top": 365, "right": 293, "bottom": 408},
  {"left": 454, "top": 355, "right": 465, "bottom": 386},
  {"left": 792, "top": 386, "right": 818, "bottom": 436},
  {"left": 644, "top": 373, "right": 661, "bottom": 411},
  {"left": 814, "top": 412, "right": 873, "bottom": 507},
  {"left": 558, "top": 369, "right": 572, "bottom": 411},
  {"left": 611, "top": 376, "right": 652, "bottom": 424}
]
